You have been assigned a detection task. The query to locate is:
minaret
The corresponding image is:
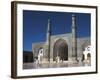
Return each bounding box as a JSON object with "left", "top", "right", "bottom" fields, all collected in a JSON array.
[
  {"left": 72, "top": 14, "right": 77, "bottom": 60},
  {"left": 46, "top": 19, "right": 51, "bottom": 44},
  {"left": 46, "top": 19, "right": 51, "bottom": 61}
]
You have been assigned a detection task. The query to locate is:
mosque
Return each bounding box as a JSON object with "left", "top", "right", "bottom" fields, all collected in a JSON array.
[{"left": 32, "top": 15, "right": 90, "bottom": 63}]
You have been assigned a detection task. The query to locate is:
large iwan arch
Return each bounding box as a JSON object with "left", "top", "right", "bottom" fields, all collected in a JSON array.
[{"left": 53, "top": 39, "right": 68, "bottom": 61}]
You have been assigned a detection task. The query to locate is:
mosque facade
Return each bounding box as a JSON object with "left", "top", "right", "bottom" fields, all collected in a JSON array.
[{"left": 32, "top": 15, "right": 90, "bottom": 63}]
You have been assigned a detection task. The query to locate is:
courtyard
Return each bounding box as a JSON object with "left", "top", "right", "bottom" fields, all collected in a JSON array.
[{"left": 23, "top": 61, "right": 91, "bottom": 69}]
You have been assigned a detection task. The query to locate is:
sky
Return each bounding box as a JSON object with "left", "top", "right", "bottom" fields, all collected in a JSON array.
[{"left": 23, "top": 10, "right": 91, "bottom": 51}]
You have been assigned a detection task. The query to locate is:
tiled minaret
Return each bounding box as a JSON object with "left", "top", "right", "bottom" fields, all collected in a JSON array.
[
  {"left": 46, "top": 19, "right": 51, "bottom": 61},
  {"left": 46, "top": 19, "right": 51, "bottom": 44},
  {"left": 72, "top": 14, "right": 77, "bottom": 60}
]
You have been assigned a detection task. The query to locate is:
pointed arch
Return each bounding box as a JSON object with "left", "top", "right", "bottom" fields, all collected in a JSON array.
[{"left": 53, "top": 38, "right": 68, "bottom": 61}]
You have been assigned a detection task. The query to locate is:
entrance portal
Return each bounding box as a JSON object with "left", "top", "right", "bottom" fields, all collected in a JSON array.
[{"left": 53, "top": 39, "right": 68, "bottom": 61}]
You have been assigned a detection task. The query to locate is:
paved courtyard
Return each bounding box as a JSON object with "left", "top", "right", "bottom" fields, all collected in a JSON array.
[{"left": 23, "top": 61, "right": 91, "bottom": 69}]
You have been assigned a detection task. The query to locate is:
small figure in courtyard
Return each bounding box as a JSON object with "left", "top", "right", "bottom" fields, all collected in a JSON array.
[{"left": 56, "top": 56, "right": 60, "bottom": 63}]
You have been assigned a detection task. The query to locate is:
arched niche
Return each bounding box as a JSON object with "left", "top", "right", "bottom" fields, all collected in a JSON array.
[{"left": 53, "top": 38, "right": 68, "bottom": 61}]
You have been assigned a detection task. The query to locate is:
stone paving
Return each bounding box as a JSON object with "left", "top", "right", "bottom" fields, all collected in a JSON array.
[{"left": 23, "top": 61, "right": 91, "bottom": 69}]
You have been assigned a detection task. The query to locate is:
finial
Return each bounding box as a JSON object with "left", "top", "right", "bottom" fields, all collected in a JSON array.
[
  {"left": 48, "top": 19, "right": 50, "bottom": 23},
  {"left": 72, "top": 14, "right": 75, "bottom": 17}
]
